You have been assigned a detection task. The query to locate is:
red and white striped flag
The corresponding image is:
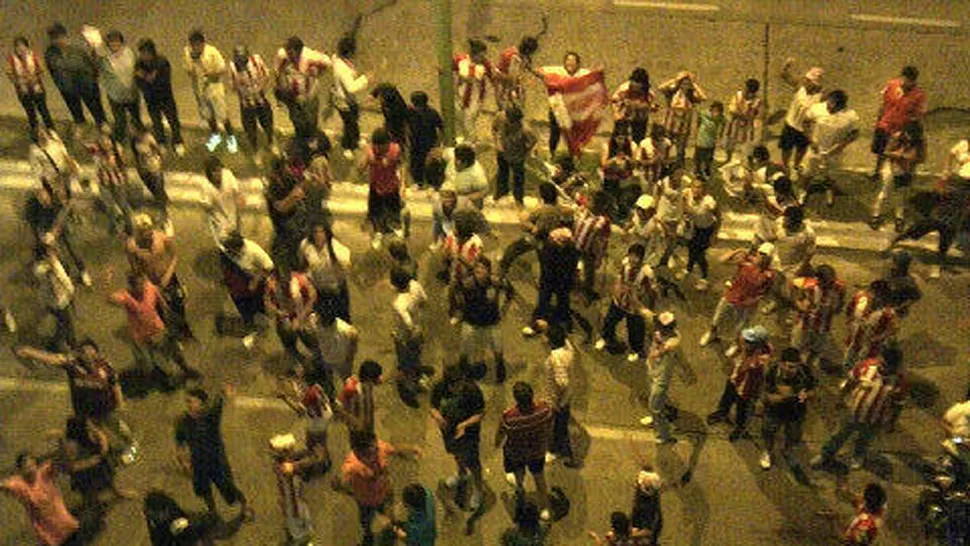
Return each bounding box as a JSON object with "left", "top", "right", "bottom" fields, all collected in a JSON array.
[{"left": 544, "top": 69, "right": 609, "bottom": 156}]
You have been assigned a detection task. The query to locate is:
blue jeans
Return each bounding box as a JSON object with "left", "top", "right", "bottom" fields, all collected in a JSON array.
[{"left": 648, "top": 379, "right": 672, "bottom": 441}]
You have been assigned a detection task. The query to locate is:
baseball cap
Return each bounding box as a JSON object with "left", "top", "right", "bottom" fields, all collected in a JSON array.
[
  {"left": 635, "top": 194, "right": 655, "bottom": 210},
  {"left": 757, "top": 242, "right": 775, "bottom": 255},
  {"left": 741, "top": 325, "right": 769, "bottom": 343},
  {"left": 656, "top": 311, "right": 676, "bottom": 327},
  {"left": 805, "top": 67, "right": 824, "bottom": 84},
  {"left": 269, "top": 433, "right": 297, "bottom": 451}
]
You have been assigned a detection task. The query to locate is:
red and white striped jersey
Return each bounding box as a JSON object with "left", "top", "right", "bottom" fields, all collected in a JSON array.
[
  {"left": 793, "top": 277, "right": 846, "bottom": 334},
  {"left": 274, "top": 46, "right": 331, "bottom": 100},
  {"left": 6, "top": 50, "right": 44, "bottom": 95},
  {"left": 453, "top": 53, "right": 493, "bottom": 109},
  {"left": 444, "top": 233, "right": 483, "bottom": 279},
  {"left": 88, "top": 141, "right": 128, "bottom": 187},
  {"left": 844, "top": 291, "right": 899, "bottom": 359},
  {"left": 612, "top": 257, "right": 656, "bottom": 313},
  {"left": 846, "top": 357, "right": 905, "bottom": 426},
  {"left": 229, "top": 54, "right": 269, "bottom": 107},
  {"left": 573, "top": 207, "right": 611, "bottom": 260},
  {"left": 842, "top": 500, "right": 883, "bottom": 545},
  {"left": 729, "top": 345, "right": 772, "bottom": 400}
]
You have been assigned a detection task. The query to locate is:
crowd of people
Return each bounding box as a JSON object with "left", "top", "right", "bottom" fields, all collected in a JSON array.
[{"left": 0, "top": 17, "right": 969, "bottom": 546}]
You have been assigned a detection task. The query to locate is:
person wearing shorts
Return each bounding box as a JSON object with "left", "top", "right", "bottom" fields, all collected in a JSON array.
[
  {"left": 454, "top": 256, "right": 508, "bottom": 383},
  {"left": 495, "top": 382, "right": 554, "bottom": 521},
  {"left": 431, "top": 365, "right": 485, "bottom": 510},
  {"left": 778, "top": 60, "right": 823, "bottom": 173}
]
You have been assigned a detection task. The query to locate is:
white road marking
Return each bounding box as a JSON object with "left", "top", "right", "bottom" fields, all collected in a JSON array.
[
  {"left": 850, "top": 13, "right": 961, "bottom": 28},
  {"left": 613, "top": 0, "right": 720, "bottom": 11},
  {"left": 585, "top": 424, "right": 656, "bottom": 442}
]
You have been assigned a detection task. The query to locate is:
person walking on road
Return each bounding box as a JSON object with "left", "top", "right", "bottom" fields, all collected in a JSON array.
[
  {"left": 134, "top": 39, "right": 184, "bottom": 156},
  {"left": 639, "top": 312, "right": 692, "bottom": 445},
  {"left": 86, "top": 28, "right": 145, "bottom": 142},
  {"left": 2, "top": 452, "right": 82, "bottom": 546},
  {"left": 870, "top": 66, "right": 926, "bottom": 179},
  {"left": 799, "top": 89, "right": 860, "bottom": 207},
  {"left": 812, "top": 345, "right": 906, "bottom": 471},
  {"left": 201, "top": 156, "right": 243, "bottom": 247},
  {"left": 25, "top": 181, "right": 90, "bottom": 285},
  {"left": 176, "top": 385, "right": 254, "bottom": 521},
  {"left": 391, "top": 267, "right": 431, "bottom": 408},
  {"left": 453, "top": 39, "right": 492, "bottom": 145},
  {"left": 777, "top": 58, "right": 823, "bottom": 175},
  {"left": 724, "top": 78, "right": 762, "bottom": 163},
  {"left": 45, "top": 22, "right": 107, "bottom": 136},
  {"left": 337, "top": 359, "right": 383, "bottom": 434},
  {"left": 759, "top": 347, "right": 817, "bottom": 475},
  {"left": 228, "top": 45, "right": 274, "bottom": 164},
  {"left": 453, "top": 256, "right": 509, "bottom": 383},
  {"left": 274, "top": 36, "right": 330, "bottom": 140},
  {"left": 611, "top": 67, "right": 657, "bottom": 144},
  {"left": 706, "top": 325, "right": 772, "bottom": 441},
  {"left": 656, "top": 71, "right": 707, "bottom": 165},
  {"left": 184, "top": 30, "right": 237, "bottom": 153},
  {"left": 32, "top": 241, "right": 77, "bottom": 352},
  {"left": 430, "top": 365, "right": 486, "bottom": 511},
  {"left": 869, "top": 121, "right": 925, "bottom": 233},
  {"left": 544, "top": 323, "right": 579, "bottom": 467},
  {"left": 407, "top": 91, "right": 443, "bottom": 188},
  {"left": 7, "top": 36, "right": 56, "bottom": 140},
  {"left": 494, "top": 36, "right": 539, "bottom": 112},
  {"left": 496, "top": 381, "right": 555, "bottom": 522},
  {"left": 332, "top": 35, "right": 370, "bottom": 159},
  {"left": 219, "top": 231, "right": 274, "bottom": 349},
  {"left": 790, "top": 264, "right": 846, "bottom": 370},
  {"left": 594, "top": 243, "right": 657, "bottom": 362},
  {"left": 126, "top": 214, "right": 192, "bottom": 339},
  {"left": 842, "top": 280, "right": 899, "bottom": 372},
  {"left": 699, "top": 244, "right": 776, "bottom": 352},
  {"left": 263, "top": 263, "right": 318, "bottom": 366}
]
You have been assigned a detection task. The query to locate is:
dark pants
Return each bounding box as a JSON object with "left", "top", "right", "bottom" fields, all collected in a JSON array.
[
  {"left": 241, "top": 102, "right": 274, "bottom": 150},
  {"left": 394, "top": 335, "right": 423, "bottom": 406},
  {"left": 193, "top": 461, "right": 245, "bottom": 510},
  {"left": 763, "top": 414, "right": 805, "bottom": 462},
  {"left": 161, "top": 275, "right": 192, "bottom": 339},
  {"left": 48, "top": 305, "right": 76, "bottom": 351},
  {"left": 356, "top": 501, "right": 389, "bottom": 546},
  {"left": 231, "top": 291, "right": 265, "bottom": 330},
  {"left": 284, "top": 95, "right": 319, "bottom": 140},
  {"left": 137, "top": 170, "right": 168, "bottom": 214},
  {"left": 499, "top": 235, "right": 538, "bottom": 276},
  {"left": 109, "top": 97, "right": 144, "bottom": 142},
  {"left": 551, "top": 405, "right": 573, "bottom": 458},
  {"left": 601, "top": 302, "right": 646, "bottom": 356},
  {"left": 276, "top": 319, "right": 317, "bottom": 363},
  {"left": 338, "top": 104, "right": 360, "bottom": 151},
  {"left": 579, "top": 251, "right": 599, "bottom": 297},
  {"left": 59, "top": 80, "right": 107, "bottom": 125},
  {"left": 686, "top": 225, "right": 715, "bottom": 280},
  {"left": 895, "top": 218, "right": 957, "bottom": 266},
  {"left": 18, "top": 92, "right": 55, "bottom": 137},
  {"left": 50, "top": 228, "right": 86, "bottom": 279},
  {"left": 534, "top": 274, "right": 573, "bottom": 328},
  {"left": 367, "top": 191, "right": 403, "bottom": 234},
  {"left": 713, "top": 381, "right": 753, "bottom": 433},
  {"left": 694, "top": 146, "right": 715, "bottom": 178},
  {"left": 820, "top": 418, "right": 878, "bottom": 461},
  {"left": 548, "top": 110, "right": 561, "bottom": 156},
  {"left": 145, "top": 94, "right": 182, "bottom": 145},
  {"left": 496, "top": 155, "right": 526, "bottom": 204},
  {"left": 410, "top": 146, "right": 432, "bottom": 186},
  {"left": 315, "top": 282, "right": 351, "bottom": 323},
  {"left": 630, "top": 118, "right": 648, "bottom": 144}
]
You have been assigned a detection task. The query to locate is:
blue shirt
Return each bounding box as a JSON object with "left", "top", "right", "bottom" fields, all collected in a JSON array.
[
  {"left": 402, "top": 486, "right": 436, "bottom": 546},
  {"left": 696, "top": 110, "right": 725, "bottom": 149}
]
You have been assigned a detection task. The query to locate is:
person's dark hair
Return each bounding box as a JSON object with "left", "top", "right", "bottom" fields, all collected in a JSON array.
[
  {"left": 468, "top": 39, "right": 487, "bottom": 56},
  {"left": 442, "top": 364, "right": 466, "bottom": 386},
  {"left": 515, "top": 499, "right": 541, "bottom": 532},
  {"left": 590, "top": 190, "right": 611, "bottom": 216},
  {"left": 14, "top": 36, "right": 29, "bottom": 48},
  {"left": 349, "top": 430, "right": 376, "bottom": 454},
  {"left": 752, "top": 144, "right": 771, "bottom": 162},
  {"left": 47, "top": 23, "right": 68, "bottom": 40},
  {"left": 610, "top": 511, "right": 632, "bottom": 538},
  {"left": 359, "top": 360, "right": 383, "bottom": 382},
  {"left": 869, "top": 279, "right": 892, "bottom": 302},
  {"left": 390, "top": 266, "right": 412, "bottom": 291},
  {"left": 284, "top": 36, "right": 304, "bottom": 54},
  {"left": 773, "top": 175, "right": 793, "bottom": 198},
  {"left": 337, "top": 36, "right": 356, "bottom": 58},
  {"left": 454, "top": 144, "right": 476, "bottom": 166},
  {"left": 15, "top": 450, "right": 30, "bottom": 470},
  {"left": 32, "top": 244, "right": 47, "bottom": 262},
  {"left": 410, "top": 91, "right": 429, "bottom": 108},
  {"left": 505, "top": 106, "right": 524, "bottom": 124},
  {"left": 186, "top": 387, "right": 208, "bottom": 403},
  {"left": 630, "top": 67, "right": 650, "bottom": 89},
  {"left": 77, "top": 337, "right": 100, "bottom": 353},
  {"left": 105, "top": 30, "right": 124, "bottom": 44},
  {"left": 815, "top": 264, "right": 836, "bottom": 285},
  {"left": 387, "top": 238, "right": 410, "bottom": 263},
  {"left": 136, "top": 38, "right": 157, "bottom": 56},
  {"left": 538, "top": 181, "right": 558, "bottom": 205},
  {"left": 188, "top": 29, "right": 205, "bottom": 44},
  {"left": 564, "top": 50, "right": 581, "bottom": 66},
  {"left": 783, "top": 205, "right": 805, "bottom": 226},
  {"left": 711, "top": 100, "right": 725, "bottom": 113},
  {"left": 881, "top": 343, "right": 903, "bottom": 372},
  {"left": 745, "top": 78, "right": 761, "bottom": 94},
  {"left": 402, "top": 483, "right": 427, "bottom": 511},
  {"left": 203, "top": 155, "right": 223, "bottom": 178},
  {"left": 554, "top": 154, "right": 575, "bottom": 174},
  {"left": 890, "top": 250, "right": 912, "bottom": 272},
  {"left": 627, "top": 242, "right": 646, "bottom": 260},
  {"left": 827, "top": 89, "right": 848, "bottom": 112},
  {"left": 901, "top": 65, "right": 919, "bottom": 82},
  {"left": 780, "top": 347, "right": 801, "bottom": 363},
  {"left": 650, "top": 123, "right": 666, "bottom": 139},
  {"left": 519, "top": 36, "right": 539, "bottom": 56},
  {"left": 222, "top": 230, "right": 244, "bottom": 253},
  {"left": 862, "top": 483, "right": 887, "bottom": 513},
  {"left": 512, "top": 381, "right": 534, "bottom": 409},
  {"left": 371, "top": 127, "right": 390, "bottom": 146},
  {"left": 547, "top": 323, "right": 567, "bottom": 350},
  {"left": 309, "top": 221, "right": 339, "bottom": 265}
]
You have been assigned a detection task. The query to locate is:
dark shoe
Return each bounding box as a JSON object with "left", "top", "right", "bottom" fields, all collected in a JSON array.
[
  {"left": 563, "top": 458, "right": 581, "bottom": 468},
  {"left": 495, "top": 360, "right": 507, "bottom": 384},
  {"left": 894, "top": 218, "right": 905, "bottom": 233},
  {"left": 706, "top": 412, "right": 726, "bottom": 425},
  {"left": 868, "top": 216, "right": 881, "bottom": 231},
  {"left": 728, "top": 428, "right": 744, "bottom": 442}
]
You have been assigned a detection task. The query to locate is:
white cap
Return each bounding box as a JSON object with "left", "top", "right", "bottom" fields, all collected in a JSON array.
[
  {"left": 635, "top": 194, "right": 655, "bottom": 210},
  {"left": 637, "top": 470, "right": 663, "bottom": 493},
  {"left": 656, "top": 311, "right": 676, "bottom": 327},
  {"left": 757, "top": 242, "right": 775, "bottom": 255},
  {"left": 269, "top": 433, "right": 297, "bottom": 451}
]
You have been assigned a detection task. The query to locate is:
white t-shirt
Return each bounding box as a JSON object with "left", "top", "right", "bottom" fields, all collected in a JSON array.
[
  {"left": 232, "top": 239, "right": 274, "bottom": 276},
  {"left": 772, "top": 221, "right": 816, "bottom": 272},
  {"left": 201, "top": 169, "right": 240, "bottom": 241},
  {"left": 784, "top": 86, "right": 823, "bottom": 132},
  {"left": 687, "top": 191, "right": 717, "bottom": 229},
  {"left": 317, "top": 318, "right": 357, "bottom": 378},
  {"left": 299, "top": 238, "right": 351, "bottom": 291},
  {"left": 656, "top": 177, "right": 687, "bottom": 224},
  {"left": 944, "top": 401, "right": 970, "bottom": 438},
  {"left": 950, "top": 140, "right": 970, "bottom": 178},
  {"left": 393, "top": 279, "right": 427, "bottom": 337},
  {"left": 807, "top": 103, "right": 859, "bottom": 156}
]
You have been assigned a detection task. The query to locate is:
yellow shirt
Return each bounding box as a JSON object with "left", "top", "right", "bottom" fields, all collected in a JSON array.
[{"left": 183, "top": 44, "right": 226, "bottom": 95}]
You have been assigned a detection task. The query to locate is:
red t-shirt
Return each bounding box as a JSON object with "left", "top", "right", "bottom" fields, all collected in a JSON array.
[
  {"left": 341, "top": 440, "right": 394, "bottom": 507},
  {"left": 500, "top": 401, "right": 553, "bottom": 463},
  {"left": 724, "top": 260, "right": 775, "bottom": 308},
  {"left": 367, "top": 143, "right": 402, "bottom": 196},
  {"left": 110, "top": 281, "right": 165, "bottom": 344},
  {"left": 876, "top": 78, "right": 926, "bottom": 133},
  {"left": 3, "top": 462, "right": 79, "bottom": 546}
]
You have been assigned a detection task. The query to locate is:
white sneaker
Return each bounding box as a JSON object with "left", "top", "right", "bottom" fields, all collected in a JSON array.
[
  {"left": 626, "top": 352, "right": 641, "bottom": 363},
  {"left": 674, "top": 268, "right": 688, "bottom": 281},
  {"left": 270, "top": 144, "right": 281, "bottom": 156},
  {"left": 544, "top": 452, "right": 558, "bottom": 464},
  {"left": 694, "top": 279, "right": 709, "bottom": 291},
  {"left": 444, "top": 474, "right": 463, "bottom": 488},
  {"left": 163, "top": 218, "right": 175, "bottom": 237},
  {"left": 371, "top": 232, "right": 383, "bottom": 250},
  {"left": 205, "top": 133, "right": 223, "bottom": 152},
  {"left": 173, "top": 143, "right": 186, "bottom": 157},
  {"left": 469, "top": 489, "right": 483, "bottom": 510},
  {"left": 3, "top": 310, "right": 16, "bottom": 333},
  {"left": 699, "top": 330, "right": 714, "bottom": 347},
  {"left": 81, "top": 271, "right": 93, "bottom": 287},
  {"left": 428, "top": 241, "right": 441, "bottom": 251},
  {"left": 724, "top": 344, "right": 739, "bottom": 358},
  {"left": 393, "top": 228, "right": 405, "bottom": 239},
  {"left": 505, "top": 472, "right": 517, "bottom": 487},
  {"left": 226, "top": 135, "right": 239, "bottom": 154},
  {"left": 759, "top": 451, "right": 772, "bottom": 470},
  {"left": 928, "top": 265, "right": 942, "bottom": 279},
  {"left": 342, "top": 149, "right": 354, "bottom": 160},
  {"left": 761, "top": 300, "right": 778, "bottom": 314},
  {"left": 521, "top": 326, "right": 537, "bottom": 337},
  {"left": 539, "top": 509, "right": 552, "bottom": 521},
  {"left": 253, "top": 154, "right": 263, "bottom": 168},
  {"left": 594, "top": 338, "right": 607, "bottom": 351},
  {"left": 849, "top": 457, "right": 864, "bottom": 470},
  {"left": 242, "top": 333, "right": 256, "bottom": 350},
  {"left": 639, "top": 415, "right": 654, "bottom": 427}
]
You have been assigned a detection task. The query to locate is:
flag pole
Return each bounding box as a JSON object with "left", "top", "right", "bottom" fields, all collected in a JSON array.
[{"left": 434, "top": 0, "right": 456, "bottom": 146}]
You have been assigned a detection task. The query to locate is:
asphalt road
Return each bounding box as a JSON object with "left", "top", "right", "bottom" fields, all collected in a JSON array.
[{"left": 0, "top": 191, "right": 967, "bottom": 545}]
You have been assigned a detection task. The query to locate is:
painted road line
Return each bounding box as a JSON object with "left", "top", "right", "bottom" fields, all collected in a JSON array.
[
  {"left": 585, "top": 424, "right": 656, "bottom": 443},
  {"left": 850, "top": 13, "right": 961, "bottom": 28},
  {"left": 613, "top": 0, "right": 720, "bottom": 12}
]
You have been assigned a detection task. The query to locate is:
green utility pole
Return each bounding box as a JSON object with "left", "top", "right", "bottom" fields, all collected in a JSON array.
[{"left": 434, "top": 0, "right": 456, "bottom": 146}]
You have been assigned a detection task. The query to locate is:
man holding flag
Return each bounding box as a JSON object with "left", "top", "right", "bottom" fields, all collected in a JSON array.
[{"left": 536, "top": 52, "right": 608, "bottom": 158}]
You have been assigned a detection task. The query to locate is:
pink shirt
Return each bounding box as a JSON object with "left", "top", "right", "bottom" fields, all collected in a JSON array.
[
  {"left": 3, "top": 462, "right": 79, "bottom": 546},
  {"left": 111, "top": 281, "right": 165, "bottom": 344}
]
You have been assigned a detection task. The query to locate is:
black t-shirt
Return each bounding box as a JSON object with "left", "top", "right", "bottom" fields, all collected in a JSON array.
[
  {"left": 134, "top": 56, "right": 173, "bottom": 100},
  {"left": 265, "top": 172, "right": 307, "bottom": 236},
  {"left": 763, "top": 362, "right": 817, "bottom": 420},
  {"left": 407, "top": 106, "right": 443, "bottom": 151},
  {"left": 175, "top": 396, "right": 227, "bottom": 468},
  {"left": 431, "top": 380, "right": 485, "bottom": 439},
  {"left": 461, "top": 279, "right": 502, "bottom": 326},
  {"left": 539, "top": 241, "right": 579, "bottom": 284},
  {"left": 25, "top": 195, "right": 61, "bottom": 237},
  {"left": 66, "top": 358, "right": 118, "bottom": 417},
  {"left": 886, "top": 274, "right": 921, "bottom": 309}
]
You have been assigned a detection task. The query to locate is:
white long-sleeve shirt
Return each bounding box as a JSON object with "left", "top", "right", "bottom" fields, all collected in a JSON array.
[
  {"left": 331, "top": 56, "right": 368, "bottom": 111},
  {"left": 393, "top": 279, "right": 427, "bottom": 338},
  {"left": 544, "top": 341, "right": 575, "bottom": 408}
]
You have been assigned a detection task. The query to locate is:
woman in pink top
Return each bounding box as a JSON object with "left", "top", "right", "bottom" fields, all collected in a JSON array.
[
  {"left": 2, "top": 453, "right": 80, "bottom": 546},
  {"left": 108, "top": 271, "right": 198, "bottom": 384}
]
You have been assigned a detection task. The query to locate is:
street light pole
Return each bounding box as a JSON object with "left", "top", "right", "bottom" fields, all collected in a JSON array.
[{"left": 434, "top": 0, "right": 456, "bottom": 146}]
